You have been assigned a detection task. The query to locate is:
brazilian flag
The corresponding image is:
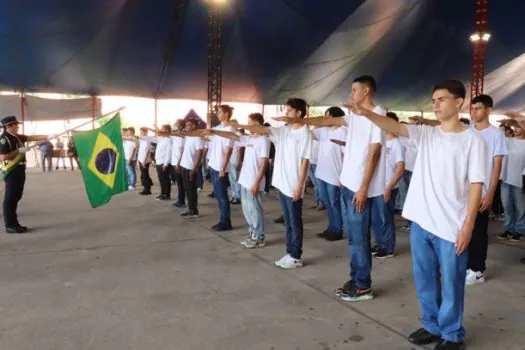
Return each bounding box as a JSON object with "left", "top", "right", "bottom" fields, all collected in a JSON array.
[{"left": 73, "top": 114, "right": 127, "bottom": 208}]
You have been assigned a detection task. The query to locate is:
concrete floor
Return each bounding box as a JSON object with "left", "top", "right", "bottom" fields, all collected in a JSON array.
[{"left": 0, "top": 170, "right": 524, "bottom": 350}]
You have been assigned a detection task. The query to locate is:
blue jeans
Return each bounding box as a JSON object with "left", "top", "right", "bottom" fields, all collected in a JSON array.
[
  {"left": 126, "top": 160, "right": 137, "bottom": 187},
  {"left": 308, "top": 164, "right": 323, "bottom": 205},
  {"left": 241, "top": 187, "right": 264, "bottom": 239},
  {"left": 211, "top": 168, "right": 231, "bottom": 224},
  {"left": 317, "top": 179, "right": 342, "bottom": 233},
  {"left": 411, "top": 223, "right": 467, "bottom": 342},
  {"left": 372, "top": 189, "right": 398, "bottom": 253},
  {"left": 279, "top": 192, "right": 303, "bottom": 259},
  {"left": 229, "top": 163, "right": 241, "bottom": 200},
  {"left": 341, "top": 187, "right": 379, "bottom": 289},
  {"left": 501, "top": 182, "right": 525, "bottom": 234}
]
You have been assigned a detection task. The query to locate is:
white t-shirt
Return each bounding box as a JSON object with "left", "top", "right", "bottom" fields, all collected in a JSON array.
[
  {"left": 314, "top": 126, "right": 346, "bottom": 186},
  {"left": 501, "top": 138, "right": 525, "bottom": 188},
  {"left": 270, "top": 125, "right": 312, "bottom": 198},
  {"left": 137, "top": 139, "right": 152, "bottom": 164},
  {"left": 472, "top": 125, "right": 508, "bottom": 195},
  {"left": 180, "top": 136, "right": 204, "bottom": 171},
  {"left": 339, "top": 106, "right": 386, "bottom": 197},
  {"left": 229, "top": 135, "right": 244, "bottom": 166},
  {"left": 123, "top": 139, "right": 138, "bottom": 161},
  {"left": 208, "top": 124, "right": 235, "bottom": 171},
  {"left": 400, "top": 136, "right": 417, "bottom": 172},
  {"left": 238, "top": 135, "right": 270, "bottom": 191},
  {"left": 402, "top": 125, "right": 487, "bottom": 243},
  {"left": 142, "top": 136, "right": 172, "bottom": 166},
  {"left": 310, "top": 139, "right": 320, "bottom": 165},
  {"left": 385, "top": 138, "right": 405, "bottom": 189},
  {"left": 170, "top": 136, "right": 185, "bottom": 166}
]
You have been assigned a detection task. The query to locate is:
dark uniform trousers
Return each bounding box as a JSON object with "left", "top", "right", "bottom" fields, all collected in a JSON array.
[
  {"left": 182, "top": 168, "right": 199, "bottom": 214},
  {"left": 171, "top": 166, "right": 185, "bottom": 204},
  {"left": 139, "top": 162, "right": 153, "bottom": 190},
  {"left": 3, "top": 165, "right": 26, "bottom": 228},
  {"left": 156, "top": 164, "right": 172, "bottom": 197}
]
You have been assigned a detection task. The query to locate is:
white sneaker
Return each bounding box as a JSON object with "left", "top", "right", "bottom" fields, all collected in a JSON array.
[
  {"left": 243, "top": 237, "right": 266, "bottom": 249},
  {"left": 465, "top": 269, "right": 485, "bottom": 285},
  {"left": 275, "top": 254, "right": 303, "bottom": 269},
  {"left": 128, "top": 186, "right": 136, "bottom": 191}
]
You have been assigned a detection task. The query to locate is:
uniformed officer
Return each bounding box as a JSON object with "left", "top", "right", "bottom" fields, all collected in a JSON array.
[{"left": 0, "top": 116, "right": 52, "bottom": 233}]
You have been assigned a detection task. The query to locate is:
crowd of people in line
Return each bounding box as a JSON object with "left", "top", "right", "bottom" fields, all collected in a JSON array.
[
  {"left": 115, "top": 75, "right": 525, "bottom": 350},
  {"left": 36, "top": 137, "right": 80, "bottom": 171}
]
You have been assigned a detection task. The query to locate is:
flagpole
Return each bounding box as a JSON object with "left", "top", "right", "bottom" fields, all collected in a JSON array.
[{"left": 26, "top": 106, "right": 126, "bottom": 150}]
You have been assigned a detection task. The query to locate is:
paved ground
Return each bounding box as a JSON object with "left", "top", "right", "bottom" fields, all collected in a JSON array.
[{"left": 0, "top": 170, "right": 524, "bottom": 350}]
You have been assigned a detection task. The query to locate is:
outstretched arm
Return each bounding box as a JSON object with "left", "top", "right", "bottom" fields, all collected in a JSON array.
[
  {"left": 208, "top": 130, "right": 240, "bottom": 141},
  {"left": 348, "top": 103, "right": 409, "bottom": 138},
  {"left": 273, "top": 116, "right": 345, "bottom": 127}
]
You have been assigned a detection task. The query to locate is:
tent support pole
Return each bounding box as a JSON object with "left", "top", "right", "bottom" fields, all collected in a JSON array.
[
  {"left": 91, "top": 96, "right": 96, "bottom": 129},
  {"left": 20, "top": 91, "right": 25, "bottom": 134},
  {"left": 154, "top": 98, "right": 158, "bottom": 127}
]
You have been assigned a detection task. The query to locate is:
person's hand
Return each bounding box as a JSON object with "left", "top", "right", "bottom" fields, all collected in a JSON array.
[
  {"left": 203, "top": 129, "right": 213, "bottom": 137},
  {"left": 18, "top": 147, "right": 29, "bottom": 154},
  {"left": 498, "top": 118, "right": 519, "bottom": 127},
  {"left": 384, "top": 188, "right": 392, "bottom": 203},
  {"left": 292, "top": 184, "right": 302, "bottom": 202},
  {"left": 273, "top": 116, "right": 298, "bottom": 124},
  {"left": 352, "top": 187, "right": 368, "bottom": 213},
  {"left": 250, "top": 183, "right": 259, "bottom": 197},
  {"left": 455, "top": 223, "right": 474, "bottom": 256},
  {"left": 504, "top": 111, "right": 525, "bottom": 125},
  {"left": 162, "top": 164, "right": 168, "bottom": 171},
  {"left": 479, "top": 194, "right": 493, "bottom": 213},
  {"left": 342, "top": 101, "right": 365, "bottom": 115},
  {"left": 190, "top": 169, "right": 196, "bottom": 181},
  {"left": 219, "top": 169, "right": 226, "bottom": 178}
]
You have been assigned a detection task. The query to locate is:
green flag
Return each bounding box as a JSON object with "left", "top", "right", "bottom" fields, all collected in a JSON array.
[{"left": 73, "top": 114, "right": 128, "bottom": 208}]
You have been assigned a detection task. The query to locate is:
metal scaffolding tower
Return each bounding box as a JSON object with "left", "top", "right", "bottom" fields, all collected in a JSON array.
[
  {"left": 470, "top": 0, "right": 490, "bottom": 102},
  {"left": 207, "top": 2, "right": 224, "bottom": 127}
]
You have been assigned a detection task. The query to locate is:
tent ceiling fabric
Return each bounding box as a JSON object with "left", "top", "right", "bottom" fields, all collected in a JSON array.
[{"left": 0, "top": 0, "right": 524, "bottom": 111}]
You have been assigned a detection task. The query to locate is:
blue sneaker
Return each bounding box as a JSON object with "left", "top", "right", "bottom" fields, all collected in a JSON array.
[{"left": 171, "top": 202, "right": 186, "bottom": 209}]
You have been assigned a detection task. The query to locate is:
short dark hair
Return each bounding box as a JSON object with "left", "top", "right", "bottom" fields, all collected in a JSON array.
[
  {"left": 471, "top": 94, "right": 494, "bottom": 108},
  {"left": 325, "top": 106, "right": 345, "bottom": 118},
  {"left": 386, "top": 112, "right": 399, "bottom": 122},
  {"left": 353, "top": 75, "right": 377, "bottom": 93},
  {"left": 459, "top": 117, "right": 471, "bottom": 125},
  {"left": 248, "top": 113, "right": 265, "bottom": 125},
  {"left": 162, "top": 124, "right": 171, "bottom": 132},
  {"left": 218, "top": 105, "right": 234, "bottom": 118},
  {"left": 285, "top": 98, "right": 308, "bottom": 118},
  {"left": 432, "top": 80, "right": 466, "bottom": 99},
  {"left": 127, "top": 127, "right": 135, "bottom": 134}
]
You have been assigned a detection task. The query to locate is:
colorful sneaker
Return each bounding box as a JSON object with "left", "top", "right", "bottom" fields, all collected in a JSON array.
[
  {"left": 340, "top": 284, "right": 373, "bottom": 302},
  {"left": 275, "top": 254, "right": 302, "bottom": 269},
  {"left": 243, "top": 237, "right": 266, "bottom": 249},
  {"left": 335, "top": 280, "right": 354, "bottom": 297},
  {"left": 465, "top": 269, "right": 485, "bottom": 285}
]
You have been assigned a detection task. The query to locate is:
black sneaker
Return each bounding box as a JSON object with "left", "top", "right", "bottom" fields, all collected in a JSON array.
[
  {"left": 6, "top": 226, "right": 25, "bottom": 234},
  {"left": 325, "top": 231, "right": 343, "bottom": 241},
  {"left": 155, "top": 195, "right": 164, "bottom": 200},
  {"left": 231, "top": 198, "right": 241, "bottom": 205},
  {"left": 317, "top": 229, "right": 330, "bottom": 238},
  {"left": 274, "top": 215, "right": 285, "bottom": 224},
  {"left": 497, "top": 231, "right": 512, "bottom": 240},
  {"left": 371, "top": 245, "right": 380, "bottom": 255},
  {"left": 212, "top": 222, "right": 232, "bottom": 232},
  {"left": 434, "top": 339, "right": 466, "bottom": 350},
  {"left": 375, "top": 248, "right": 394, "bottom": 259},
  {"left": 208, "top": 192, "right": 215, "bottom": 198},
  {"left": 509, "top": 233, "right": 522, "bottom": 242},
  {"left": 408, "top": 328, "right": 441, "bottom": 345},
  {"left": 139, "top": 189, "right": 152, "bottom": 195},
  {"left": 520, "top": 257, "right": 525, "bottom": 265},
  {"left": 160, "top": 195, "right": 171, "bottom": 201}
]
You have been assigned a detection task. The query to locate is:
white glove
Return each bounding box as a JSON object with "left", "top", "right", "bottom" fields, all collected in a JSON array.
[{"left": 18, "top": 147, "right": 29, "bottom": 154}]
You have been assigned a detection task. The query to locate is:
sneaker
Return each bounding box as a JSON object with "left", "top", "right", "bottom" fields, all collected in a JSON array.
[
  {"left": 171, "top": 201, "right": 186, "bottom": 209},
  {"left": 375, "top": 248, "right": 394, "bottom": 259},
  {"left": 465, "top": 269, "right": 485, "bottom": 285},
  {"left": 275, "top": 254, "right": 303, "bottom": 269},
  {"left": 139, "top": 189, "right": 152, "bottom": 195},
  {"left": 335, "top": 280, "right": 354, "bottom": 297},
  {"left": 317, "top": 229, "right": 330, "bottom": 238},
  {"left": 497, "top": 231, "right": 512, "bottom": 240},
  {"left": 128, "top": 186, "right": 136, "bottom": 191},
  {"left": 212, "top": 222, "right": 232, "bottom": 232},
  {"left": 434, "top": 339, "right": 466, "bottom": 350},
  {"left": 340, "top": 284, "right": 373, "bottom": 302},
  {"left": 155, "top": 195, "right": 165, "bottom": 200},
  {"left": 371, "top": 245, "right": 380, "bottom": 256},
  {"left": 274, "top": 215, "right": 285, "bottom": 224},
  {"left": 208, "top": 192, "right": 215, "bottom": 198},
  {"left": 240, "top": 236, "right": 252, "bottom": 245},
  {"left": 509, "top": 233, "right": 522, "bottom": 242},
  {"left": 243, "top": 237, "right": 266, "bottom": 249},
  {"left": 231, "top": 198, "right": 241, "bottom": 205},
  {"left": 317, "top": 204, "right": 326, "bottom": 211},
  {"left": 325, "top": 231, "right": 343, "bottom": 241},
  {"left": 407, "top": 328, "right": 441, "bottom": 346},
  {"left": 161, "top": 196, "right": 171, "bottom": 201},
  {"left": 181, "top": 211, "right": 199, "bottom": 219}
]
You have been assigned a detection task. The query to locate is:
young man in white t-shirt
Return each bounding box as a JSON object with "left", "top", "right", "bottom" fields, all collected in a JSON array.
[
  {"left": 280, "top": 76, "right": 386, "bottom": 302},
  {"left": 137, "top": 127, "right": 153, "bottom": 195},
  {"left": 140, "top": 125, "right": 173, "bottom": 200},
  {"left": 179, "top": 119, "right": 205, "bottom": 219},
  {"left": 313, "top": 106, "right": 347, "bottom": 241},
  {"left": 371, "top": 112, "right": 405, "bottom": 259},
  {"left": 207, "top": 113, "right": 270, "bottom": 249},
  {"left": 170, "top": 123, "right": 186, "bottom": 209},
  {"left": 237, "top": 98, "right": 312, "bottom": 268},
  {"left": 123, "top": 127, "right": 138, "bottom": 191},
  {"left": 351, "top": 80, "right": 486, "bottom": 350}
]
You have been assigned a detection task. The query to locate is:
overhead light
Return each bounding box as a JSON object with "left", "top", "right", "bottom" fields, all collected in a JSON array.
[
  {"left": 470, "top": 31, "right": 491, "bottom": 43},
  {"left": 470, "top": 33, "right": 481, "bottom": 42},
  {"left": 482, "top": 33, "right": 491, "bottom": 41}
]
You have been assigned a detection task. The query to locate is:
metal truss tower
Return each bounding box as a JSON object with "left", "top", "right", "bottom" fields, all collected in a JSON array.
[
  {"left": 470, "top": 0, "right": 490, "bottom": 102},
  {"left": 207, "top": 2, "right": 224, "bottom": 127}
]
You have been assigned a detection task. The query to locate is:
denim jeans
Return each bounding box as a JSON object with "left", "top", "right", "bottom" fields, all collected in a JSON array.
[
  {"left": 279, "top": 192, "right": 304, "bottom": 259},
  {"left": 241, "top": 187, "right": 265, "bottom": 239},
  {"left": 341, "top": 187, "right": 376, "bottom": 289},
  {"left": 40, "top": 150, "right": 52, "bottom": 172},
  {"left": 411, "top": 223, "right": 467, "bottom": 343},
  {"left": 308, "top": 164, "right": 323, "bottom": 205},
  {"left": 317, "top": 179, "right": 342, "bottom": 233},
  {"left": 211, "top": 168, "right": 231, "bottom": 224},
  {"left": 501, "top": 182, "right": 525, "bottom": 235},
  {"left": 228, "top": 163, "right": 241, "bottom": 200},
  {"left": 126, "top": 160, "right": 137, "bottom": 187},
  {"left": 371, "top": 189, "right": 398, "bottom": 253}
]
